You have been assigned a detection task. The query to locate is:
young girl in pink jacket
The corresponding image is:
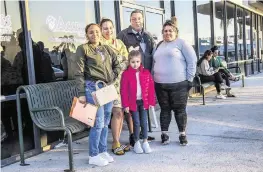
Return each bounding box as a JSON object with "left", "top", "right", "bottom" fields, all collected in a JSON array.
[{"left": 120, "top": 49, "right": 155, "bottom": 154}]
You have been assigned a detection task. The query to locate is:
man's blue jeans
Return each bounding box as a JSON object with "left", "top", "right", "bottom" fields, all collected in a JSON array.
[
  {"left": 85, "top": 81, "right": 113, "bottom": 157},
  {"left": 130, "top": 100, "right": 148, "bottom": 142}
]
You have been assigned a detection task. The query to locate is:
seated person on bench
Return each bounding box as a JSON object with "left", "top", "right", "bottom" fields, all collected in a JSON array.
[
  {"left": 197, "top": 50, "right": 231, "bottom": 99},
  {"left": 210, "top": 46, "right": 237, "bottom": 97}
]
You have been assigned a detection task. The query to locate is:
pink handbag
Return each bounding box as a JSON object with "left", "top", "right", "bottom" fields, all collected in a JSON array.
[{"left": 70, "top": 97, "right": 97, "bottom": 127}]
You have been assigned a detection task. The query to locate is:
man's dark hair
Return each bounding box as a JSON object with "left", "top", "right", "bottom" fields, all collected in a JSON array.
[
  {"left": 37, "top": 41, "right": 44, "bottom": 51},
  {"left": 130, "top": 9, "right": 143, "bottom": 20},
  {"left": 211, "top": 46, "right": 219, "bottom": 52}
]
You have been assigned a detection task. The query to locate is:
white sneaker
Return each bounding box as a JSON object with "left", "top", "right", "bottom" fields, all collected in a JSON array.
[
  {"left": 220, "top": 83, "right": 231, "bottom": 90},
  {"left": 89, "top": 154, "right": 109, "bottom": 166},
  {"left": 134, "top": 141, "right": 143, "bottom": 154},
  {"left": 216, "top": 94, "right": 226, "bottom": 99},
  {"left": 142, "top": 142, "right": 152, "bottom": 154},
  {"left": 99, "top": 152, "right": 114, "bottom": 163}
]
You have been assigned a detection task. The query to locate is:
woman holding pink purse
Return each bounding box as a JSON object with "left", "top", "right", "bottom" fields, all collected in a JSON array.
[{"left": 74, "top": 23, "right": 121, "bottom": 167}]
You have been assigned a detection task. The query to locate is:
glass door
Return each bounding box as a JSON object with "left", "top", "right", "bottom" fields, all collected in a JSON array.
[{"left": 120, "top": 1, "right": 164, "bottom": 44}]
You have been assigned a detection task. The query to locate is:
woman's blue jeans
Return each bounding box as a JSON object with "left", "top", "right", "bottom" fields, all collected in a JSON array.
[{"left": 85, "top": 81, "right": 113, "bottom": 157}]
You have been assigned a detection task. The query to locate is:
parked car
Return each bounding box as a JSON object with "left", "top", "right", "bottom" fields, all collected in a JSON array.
[{"left": 52, "top": 67, "right": 64, "bottom": 80}]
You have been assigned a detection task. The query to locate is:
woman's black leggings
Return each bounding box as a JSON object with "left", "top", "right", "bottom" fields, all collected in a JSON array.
[
  {"left": 155, "top": 80, "right": 190, "bottom": 132},
  {"left": 199, "top": 72, "right": 224, "bottom": 93}
]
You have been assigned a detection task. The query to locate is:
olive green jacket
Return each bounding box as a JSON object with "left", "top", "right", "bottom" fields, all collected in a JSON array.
[{"left": 74, "top": 42, "right": 121, "bottom": 96}]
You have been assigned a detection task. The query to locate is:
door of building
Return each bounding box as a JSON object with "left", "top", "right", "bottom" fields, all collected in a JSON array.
[{"left": 120, "top": 1, "right": 164, "bottom": 44}]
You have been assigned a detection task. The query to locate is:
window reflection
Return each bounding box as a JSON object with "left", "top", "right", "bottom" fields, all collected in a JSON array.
[
  {"left": 100, "top": 1, "right": 116, "bottom": 26},
  {"left": 1, "top": 0, "right": 24, "bottom": 94},
  {"left": 214, "top": 1, "right": 224, "bottom": 57},
  {"left": 197, "top": 0, "right": 211, "bottom": 57},
  {"left": 252, "top": 13, "right": 257, "bottom": 60},
  {"left": 145, "top": 12, "right": 163, "bottom": 44},
  {"left": 28, "top": 1, "right": 96, "bottom": 81},
  {"left": 237, "top": 7, "right": 244, "bottom": 61},
  {"left": 226, "top": 3, "right": 235, "bottom": 62},
  {"left": 245, "top": 11, "right": 251, "bottom": 60},
  {"left": 259, "top": 16, "right": 263, "bottom": 61},
  {"left": 164, "top": 0, "right": 171, "bottom": 20},
  {"left": 174, "top": 1, "right": 195, "bottom": 49},
  {"left": 124, "top": 0, "right": 161, "bottom": 8},
  {"left": 1, "top": 0, "right": 34, "bottom": 161}
]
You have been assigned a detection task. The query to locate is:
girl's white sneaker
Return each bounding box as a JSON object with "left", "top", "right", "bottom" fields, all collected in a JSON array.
[
  {"left": 134, "top": 141, "right": 143, "bottom": 154},
  {"left": 142, "top": 141, "right": 152, "bottom": 154}
]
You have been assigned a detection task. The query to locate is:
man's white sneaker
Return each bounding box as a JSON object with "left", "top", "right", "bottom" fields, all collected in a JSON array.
[
  {"left": 89, "top": 154, "right": 109, "bottom": 166},
  {"left": 216, "top": 94, "right": 226, "bottom": 99},
  {"left": 134, "top": 141, "right": 143, "bottom": 154},
  {"left": 142, "top": 142, "right": 152, "bottom": 154},
  {"left": 99, "top": 152, "right": 114, "bottom": 163}
]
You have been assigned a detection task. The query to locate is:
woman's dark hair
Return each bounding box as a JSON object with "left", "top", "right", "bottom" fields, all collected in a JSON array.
[
  {"left": 85, "top": 23, "right": 100, "bottom": 34},
  {"left": 211, "top": 46, "right": 219, "bottom": 53},
  {"left": 99, "top": 18, "right": 114, "bottom": 28},
  {"left": 128, "top": 50, "right": 141, "bottom": 62},
  {"left": 197, "top": 50, "right": 213, "bottom": 66},
  {"left": 162, "top": 16, "right": 178, "bottom": 35}
]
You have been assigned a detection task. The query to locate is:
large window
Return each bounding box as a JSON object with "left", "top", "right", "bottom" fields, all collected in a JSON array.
[
  {"left": 1, "top": 0, "right": 24, "bottom": 95},
  {"left": 28, "top": 1, "right": 96, "bottom": 81},
  {"left": 214, "top": 1, "right": 224, "bottom": 56},
  {"left": 100, "top": 0, "right": 116, "bottom": 25},
  {"left": 237, "top": 7, "right": 244, "bottom": 61},
  {"left": 174, "top": 1, "right": 195, "bottom": 49},
  {"left": 252, "top": 13, "right": 257, "bottom": 60},
  {"left": 125, "top": 0, "right": 161, "bottom": 8},
  {"left": 1, "top": 0, "right": 31, "bottom": 161},
  {"left": 259, "top": 16, "right": 263, "bottom": 61},
  {"left": 226, "top": 3, "right": 235, "bottom": 62},
  {"left": 245, "top": 11, "right": 251, "bottom": 59},
  {"left": 163, "top": 0, "right": 171, "bottom": 20},
  {"left": 197, "top": 0, "right": 212, "bottom": 56},
  {"left": 145, "top": 12, "right": 163, "bottom": 44}
]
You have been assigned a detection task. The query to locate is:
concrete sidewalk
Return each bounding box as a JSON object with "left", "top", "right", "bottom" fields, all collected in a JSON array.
[{"left": 2, "top": 73, "right": 263, "bottom": 172}]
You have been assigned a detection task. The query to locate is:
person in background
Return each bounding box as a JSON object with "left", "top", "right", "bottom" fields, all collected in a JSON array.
[
  {"left": 117, "top": 9, "right": 156, "bottom": 146},
  {"left": 197, "top": 50, "right": 230, "bottom": 99},
  {"left": 74, "top": 23, "right": 121, "bottom": 166},
  {"left": 37, "top": 41, "right": 56, "bottom": 81},
  {"left": 37, "top": 41, "right": 54, "bottom": 66},
  {"left": 120, "top": 49, "right": 155, "bottom": 154},
  {"left": 100, "top": 18, "right": 130, "bottom": 155},
  {"left": 13, "top": 33, "right": 42, "bottom": 84},
  {"left": 153, "top": 17, "right": 197, "bottom": 146},
  {"left": 210, "top": 46, "right": 236, "bottom": 97}
]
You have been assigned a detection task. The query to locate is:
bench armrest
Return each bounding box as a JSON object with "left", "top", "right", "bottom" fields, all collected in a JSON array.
[
  {"left": 194, "top": 75, "right": 202, "bottom": 86},
  {"left": 227, "top": 66, "right": 242, "bottom": 74},
  {"left": 31, "top": 107, "right": 66, "bottom": 128}
]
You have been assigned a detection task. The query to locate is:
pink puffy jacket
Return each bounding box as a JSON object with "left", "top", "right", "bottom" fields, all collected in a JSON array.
[{"left": 120, "top": 65, "right": 155, "bottom": 111}]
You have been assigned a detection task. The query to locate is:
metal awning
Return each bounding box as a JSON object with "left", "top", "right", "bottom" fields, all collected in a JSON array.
[{"left": 197, "top": 1, "right": 250, "bottom": 20}]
